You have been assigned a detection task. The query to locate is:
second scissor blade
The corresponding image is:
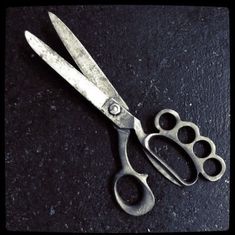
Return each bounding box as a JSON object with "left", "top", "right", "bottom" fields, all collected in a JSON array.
[{"left": 48, "top": 12, "right": 129, "bottom": 110}]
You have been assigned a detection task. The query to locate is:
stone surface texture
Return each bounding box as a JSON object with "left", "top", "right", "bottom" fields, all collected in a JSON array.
[{"left": 5, "top": 5, "right": 230, "bottom": 232}]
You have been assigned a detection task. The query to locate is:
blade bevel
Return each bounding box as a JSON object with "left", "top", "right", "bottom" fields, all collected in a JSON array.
[
  {"left": 25, "top": 31, "right": 108, "bottom": 111},
  {"left": 48, "top": 12, "right": 129, "bottom": 110}
]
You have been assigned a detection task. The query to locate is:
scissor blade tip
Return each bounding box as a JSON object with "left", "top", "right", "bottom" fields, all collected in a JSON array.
[
  {"left": 48, "top": 11, "right": 57, "bottom": 21},
  {"left": 24, "top": 30, "right": 31, "bottom": 40},
  {"left": 24, "top": 30, "right": 36, "bottom": 41},
  {"left": 48, "top": 11, "right": 54, "bottom": 16}
]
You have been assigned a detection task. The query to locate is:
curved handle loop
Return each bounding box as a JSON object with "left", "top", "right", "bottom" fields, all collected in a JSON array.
[
  {"left": 143, "top": 133, "right": 198, "bottom": 186},
  {"left": 200, "top": 154, "right": 226, "bottom": 181},
  {"left": 114, "top": 128, "right": 155, "bottom": 216}
]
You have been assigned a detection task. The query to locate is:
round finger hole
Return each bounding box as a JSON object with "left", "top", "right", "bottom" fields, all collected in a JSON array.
[
  {"left": 193, "top": 140, "right": 211, "bottom": 158},
  {"left": 177, "top": 126, "right": 196, "bottom": 144},
  {"left": 158, "top": 113, "right": 177, "bottom": 130},
  {"left": 116, "top": 175, "right": 142, "bottom": 205},
  {"left": 203, "top": 158, "right": 222, "bottom": 176}
]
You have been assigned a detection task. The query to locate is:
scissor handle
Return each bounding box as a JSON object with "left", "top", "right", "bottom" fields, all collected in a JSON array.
[
  {"left": 135, "top": 109, "right": 226, "bottom": 186},
  {"left": 113, "top": 128, "right": 155, "bottom": 216}
]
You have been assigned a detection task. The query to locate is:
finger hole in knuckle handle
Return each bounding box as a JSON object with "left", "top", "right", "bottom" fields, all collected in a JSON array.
[
  {"left": 155, "top": 110, "right": 179, "bottom": 131},
  {"left": 202, "top": 157, "right": 225, "bottom": 180}
]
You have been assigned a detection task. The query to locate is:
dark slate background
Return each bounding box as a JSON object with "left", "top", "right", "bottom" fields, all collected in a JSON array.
[{"left": 5, "top": 5, "right": 230, "bottom": 232}]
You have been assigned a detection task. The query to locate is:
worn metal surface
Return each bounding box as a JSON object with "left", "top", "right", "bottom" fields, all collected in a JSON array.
[{"left": 5, "top": 5, "right": 230, "bottom": 232}]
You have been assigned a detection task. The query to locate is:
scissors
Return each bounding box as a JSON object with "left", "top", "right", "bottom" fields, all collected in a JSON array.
[{"left": 25, "top": 12, "right": 226, "bottom": 216}]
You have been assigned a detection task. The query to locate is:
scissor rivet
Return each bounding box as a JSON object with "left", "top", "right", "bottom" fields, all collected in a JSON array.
[{"left": 109, "top": 103, "right": 121, "bottom": 115}]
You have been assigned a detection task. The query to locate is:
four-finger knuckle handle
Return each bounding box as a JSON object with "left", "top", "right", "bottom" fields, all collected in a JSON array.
[{"left": 153, "top": 109, "right": 226, "bottom": 182}]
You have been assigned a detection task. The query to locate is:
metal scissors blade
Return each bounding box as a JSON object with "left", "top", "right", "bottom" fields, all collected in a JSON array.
[
  {"left": 24, "top": 29, "right": 183, "bottom": 187},
  {"left": 48, "top": 12, "right": 129, "bottom": 110},
  {"left": 25, "top": 31, "right": 109, "bottom": 110}
]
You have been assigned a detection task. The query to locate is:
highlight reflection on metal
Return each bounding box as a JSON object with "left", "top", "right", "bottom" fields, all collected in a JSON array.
[{"left": 25, "top": 12, "right": 226, "bottom": 216}]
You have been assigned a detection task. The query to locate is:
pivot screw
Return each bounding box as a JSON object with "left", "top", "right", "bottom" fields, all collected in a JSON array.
[{"left": 108, "top": 103, "right": 121, "bottom": 115}]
